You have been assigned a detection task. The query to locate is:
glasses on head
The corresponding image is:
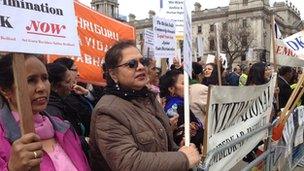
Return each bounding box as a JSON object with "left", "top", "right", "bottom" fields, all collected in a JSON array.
[{"left": 115, "top": 58, "right": 150, "bottom": 69}]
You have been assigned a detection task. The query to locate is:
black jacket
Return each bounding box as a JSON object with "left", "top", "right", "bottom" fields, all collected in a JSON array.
[
  {"left": 46, "top": 91, "right": 86, "bottom": 136},
  {"left": 278, "top": 76, "right": 292, "bottom": 109}
]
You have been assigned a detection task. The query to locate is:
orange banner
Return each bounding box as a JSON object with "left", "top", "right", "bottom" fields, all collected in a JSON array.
[{"left": 49, "top": 1, "right": 135, "bottom": 86}]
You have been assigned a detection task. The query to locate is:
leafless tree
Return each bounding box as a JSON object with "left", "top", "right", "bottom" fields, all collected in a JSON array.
[{"left": 221, "top": 24, "right": 254, "bottom": 69}]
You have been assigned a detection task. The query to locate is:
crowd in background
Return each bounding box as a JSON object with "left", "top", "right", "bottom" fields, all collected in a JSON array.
[{"left": 0, "top": 40, "right": 303, "bottom": 170}]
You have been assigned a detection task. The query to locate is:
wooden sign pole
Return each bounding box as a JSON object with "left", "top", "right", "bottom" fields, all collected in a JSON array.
[
  {"left": 12, "top": 54, "right": 39, "bottom": 170},
  {"left": 270, "top": 14, "right": 280, "bottom": 110},
  {"left": 202, "top": 87, "right": 211, "bottom": 157},
  {"left": 12, "top": 54, "right": 35, "bottom": 134},
  {"left": 215, "top": 23, "right": 222, "bottom": 86}
]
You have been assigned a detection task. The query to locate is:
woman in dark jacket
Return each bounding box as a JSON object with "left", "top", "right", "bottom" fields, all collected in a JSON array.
[
  {"left": 89, "top": 40, "right": 201, "bottom": 171},
  {"left": 201, "top": 63, "right": 219, "bottom": 86},
  {"left": 45, "top": 63, "right": 90, "bottom": 159}
]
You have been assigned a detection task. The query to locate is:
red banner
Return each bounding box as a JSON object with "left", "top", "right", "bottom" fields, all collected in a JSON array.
[{"left": 49, "top": 1, "right": 135, "bottom": 86}]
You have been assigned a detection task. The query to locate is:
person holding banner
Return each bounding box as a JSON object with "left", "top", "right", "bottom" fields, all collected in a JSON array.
[
  {"left": 89, "top": 40, "right": 200, "bottom": 171},
  {"left": 0, "top": 54, "right": 90, "bottom": 170}
]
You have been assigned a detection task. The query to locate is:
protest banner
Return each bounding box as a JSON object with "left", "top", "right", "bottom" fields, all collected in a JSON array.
[
  {"left": 1, "top": 1, "right": 80, "bottom": 169},
  {"left": 275, "top": 39, "right": 304, "bottom": 67},
  {"left": 143, "top": 29, "right": 154, "bottom": 58},
  {"left": 219, "top": 53, "right": 228, "bottom": 69},
  {"left": 204, "top": 75, "right": 276, "bottom": 170},
  {"left": 49, "top": 1, "right": 135, "bottom": 85},
  {"left": 183, "top": 2, "right": 192, "bottom": 78},
  {"left": 273, "top": 106, "right": 304, "bottom": 170},
  {"left": 0, "top": 0, "right": 80, "bottom": 56},
  {"left": 182, "top": 2, "right": 191, "bottom": 146},
  {"left": 0, "top": 0, "right": 79, "bottom": 133},
  {"left": 206, "top": 54, "right": 215, "bottom": 64},
  {"left": 153, "top": 16, "right": 176, "bottom": 59},
  {"left": 159, "top": 0, "right": 185, "bottom": 40},
  {"left": 284, "top": 30, "right": 304, "bottom": 57}
]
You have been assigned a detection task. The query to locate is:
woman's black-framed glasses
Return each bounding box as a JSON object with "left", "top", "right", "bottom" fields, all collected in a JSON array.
[{"left": 115, "top": 58, "right": 150, "bottom": 69}]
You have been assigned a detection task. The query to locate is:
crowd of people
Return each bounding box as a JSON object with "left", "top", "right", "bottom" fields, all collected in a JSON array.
[{"left": 0, "top": 40, "right": 302, "bottom": 170}]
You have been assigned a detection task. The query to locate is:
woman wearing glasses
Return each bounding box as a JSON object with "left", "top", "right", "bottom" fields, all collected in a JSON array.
[{"left": 89, "top": 40, "right": 200, "bottom": 171}]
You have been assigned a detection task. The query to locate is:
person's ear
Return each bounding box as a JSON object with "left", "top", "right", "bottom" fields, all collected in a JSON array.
[{"left": 109, "top": 69, "right": 118, "bottom": 83}]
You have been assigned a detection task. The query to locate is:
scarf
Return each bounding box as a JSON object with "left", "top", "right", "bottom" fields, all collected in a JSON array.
[
  {"left": 12, "top": 111, "right": 55, "bottom": 140},
  {"left": 103, "top": 84, "right": 153, "bottom": 101}
]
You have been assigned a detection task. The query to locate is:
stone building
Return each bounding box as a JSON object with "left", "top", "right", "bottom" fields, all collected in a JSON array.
[
  {"left": 128, "top": 0, "right": 303, "bottom": 66},
  {"left": 91, "top": 0, "right": 120, "bottom": 19}
]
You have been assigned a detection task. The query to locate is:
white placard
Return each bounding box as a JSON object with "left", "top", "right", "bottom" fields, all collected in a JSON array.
[
  {"left": 0, "top": 0, "right": 80, "bottom": 56},
  {"left": 283, "top": 31, "right": 304, "bottom": 57},
  {"left": 206, "top": 54, "right": 215, "bottom": 64},
  {"left": 159, "top": 0, "right": 184, "bottom": 39},
  {"left": 153, "top": 16, "right": 176, "bottom": 59},
  {"left": 143, "top": 29, "right": 154, "bottom": 58},
  {"left": 206, "top": 75, "right": 276, "bottom": 170},
  {"left": 183, "top": 2, "right": 192, "bottom": 77},
  {"left": 298, "top": 106, "right": 304, "bottom": 126},
  {"left": 275, "top": 39, "right": 304, "bottom": 67},
  {"left": 294, "top": 126, "right": 304, "bottom": 147},
  {"left": 219, "top": 53, "right": 228, "bottom": 69}
]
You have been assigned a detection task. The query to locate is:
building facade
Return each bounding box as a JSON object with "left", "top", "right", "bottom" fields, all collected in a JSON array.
[
  {"left": 128, "top": 0, "right": 303, "bottom": 66},
  {"left": 91, "top": 0, "right": 119, "bottom": 19}
]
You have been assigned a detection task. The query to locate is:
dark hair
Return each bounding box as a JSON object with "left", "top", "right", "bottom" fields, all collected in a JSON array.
[
  {"left": 159, "top": 70, "right": 182, "bottom": 98},
  {"left": 103, "top": 40, "right": 137, "bottom": 86},
  {"left": 0, "top": 53, "right": 39, "bottom": 107},
  {"left": 246, "top": 62, "right": 267, "bottom": 85},
  {"left": 46, "top": 63, "right": 68, "bottom": 86},
  {"left": 53, "top": 57, "right": 74, "bottom": 70},
  {"left": 278, "top": 66, "right": 293, "bottom": 76},
  {"left": 201, "top": 63, "right": 219, "bottom": 86},
  {"left": 192, "top": 62, "right": 202, "bottom": 79}
]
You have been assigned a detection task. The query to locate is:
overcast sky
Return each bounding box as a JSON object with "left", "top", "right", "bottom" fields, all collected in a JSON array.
[{"left": 79, "top": 0, "right": 303, "bottom": 20}]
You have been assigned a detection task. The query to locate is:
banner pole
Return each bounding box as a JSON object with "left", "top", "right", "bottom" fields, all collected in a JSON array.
[
  {"left": 270, "top": 13, "right": 280, "bottom": 111},
  {"left": 215, "top": 23, "right": 222, "bottom": 86},
  {"left": 184, "top": 70, "right": 190, "bottom": 147},
  {"left": 203, "top": 87, "right": 211, "bottom": 157},
  {"left": 12, "top": 54, "right": 39, "bottom": 170}
]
